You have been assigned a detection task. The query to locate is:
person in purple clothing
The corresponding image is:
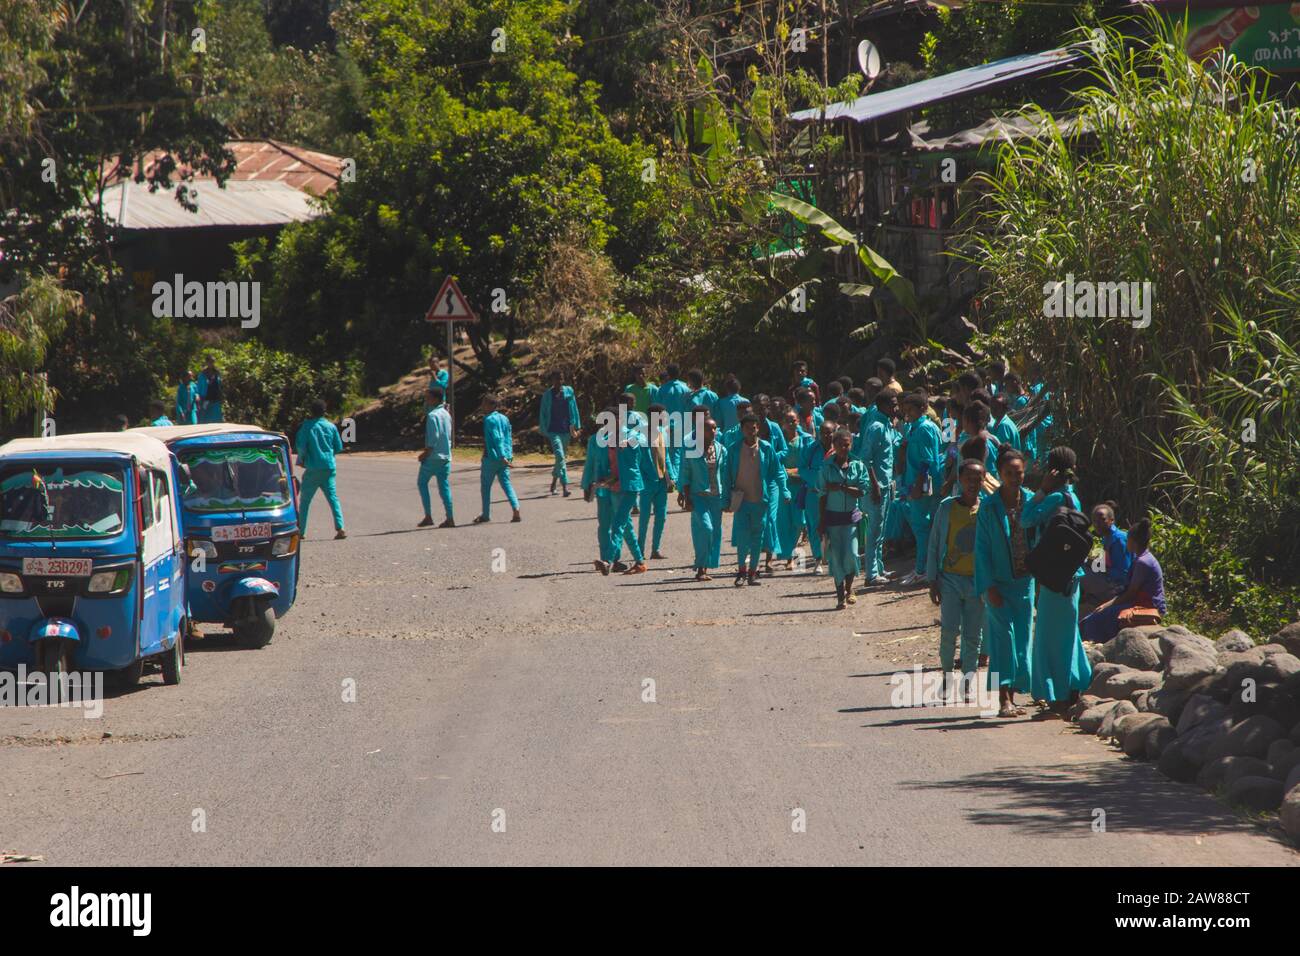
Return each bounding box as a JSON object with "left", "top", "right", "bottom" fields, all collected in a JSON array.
[{"left": 1081, "top": 518, "right": 1165, "bottom": 643}]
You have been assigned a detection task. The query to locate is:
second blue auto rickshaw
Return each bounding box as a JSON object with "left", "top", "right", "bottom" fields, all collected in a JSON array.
[{"left": 135, "top": 424, "right": 299, "bottom": 647}]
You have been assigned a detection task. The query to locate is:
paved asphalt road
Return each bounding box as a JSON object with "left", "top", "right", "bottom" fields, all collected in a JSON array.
[{"left": 2, "top": 453, "right": 1295, "bottom": 865}]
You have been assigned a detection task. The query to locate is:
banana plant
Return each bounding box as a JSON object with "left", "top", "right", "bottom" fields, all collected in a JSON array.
[{"left": 761, "top": 192, "right": 918, "bottom": 328}]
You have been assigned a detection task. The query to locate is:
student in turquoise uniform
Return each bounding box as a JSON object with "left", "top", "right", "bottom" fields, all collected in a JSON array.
[
  {"left": 899, "top": 392, "right": 945, "bottom": 585},
  {"left": 989, "top": 393, "right": 1022, "bottom": 451},
  {"left": 817, "top": 427, "right": 867, "bottom": 610},
  {"left": 538, "top": 371, "right": 581, "bottom": 497},
  {"left": 820, "top": 380, "right": 845, "bottom": 417},
  {"left": 775, "top": 410, "right": 807, "bottom": 569},
  {"left": 429, "top": 353, "right": 450, "bottom": 392},
  {"left": 1081, "top": 501, "right": 1132, "bottom": 602},
  {"left": 945, "top": 401, "right": 1000, "bottom": 495},
  {"left": 149, "top": 400, "right": 173, "bottom": 427},
  {"left": 174, "top": 371, "right": 199, "bottom": 425},
  {"left": 636, "top": 403, "right": 676, "bottom": 559},
  {"left": 686, "top": 369, "right": 717, "bottom": 418},
  {"left": 474, "top": 395, "right": 521, "bottom": 524},
  {"left": 927, "top": 459, "right": 986, "bottom": 683},
  {"left": 722, "top": 414, "right": 786, "bottom": 587},
  {"left": 720, "top": 399, "right": 752, "bottom": 454},
  {"left": 677, "top": 416, "right": 727, "bottom": 581},
  {"left": 196, "top": 356, "right": 224, "bottom": 423},
  {"left": 417, "top": 385, "right": 455, "bottom": 528},
  {"left": 295, "top": 398, "right": 346, "bottom": 539},
  {"left": 789, "top": 360, "right": 820, "bottom": 405},
  {"left": 582, "top": 412, "right": 622, "bottom": 575},
  {"left": 607, "top": 404, "right": 648, "bottom": 575},
  {"left": 753, "top": 394, "right": 788, "bottom": 573},
  {"left": 1023, "top": 446, "right": 1093, "bottom": 716},
  {"left": 713, "top": 374, "right": 747, "bottom": 434},
  {"left": 625, "top": 366, "right": 657, "bottom": 415},
  {"left": 974, "top": 446, "right": 1035, "bottom": 717},
  {"left": 796, "top": 420, "right": 833, "bottom": 575},
  {"left": 793, "top": 387, "right": 823, "bottom": 437},
  {"left": 859, "top": 392, "right": 898, "bottom": 586},
  {"left": 657, "top": 364, "right": 694, "bottom": 480}
]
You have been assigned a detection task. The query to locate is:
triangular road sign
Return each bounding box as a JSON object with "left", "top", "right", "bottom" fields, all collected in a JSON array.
[{"left": 426, "top": 276, "right": 477, "bottom": 322}]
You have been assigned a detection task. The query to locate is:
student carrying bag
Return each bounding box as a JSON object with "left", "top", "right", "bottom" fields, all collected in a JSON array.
[{"left": 1025, "top": 506, "right": 1093, "bottom": 595}]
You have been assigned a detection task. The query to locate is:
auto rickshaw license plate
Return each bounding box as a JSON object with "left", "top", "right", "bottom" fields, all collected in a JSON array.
[
  {"left": 212, "top": 523, "right": 272, "bottom": 543},
  {"left": 22, "top": 557, "right": 93, "bottom": 577}
]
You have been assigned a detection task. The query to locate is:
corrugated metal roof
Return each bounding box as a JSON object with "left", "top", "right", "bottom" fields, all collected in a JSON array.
[
  {"left": 789, "top": 47, "right": 1086, "bottom": 125},
  {"left": 100, "top": 179, "right": 323, "bottom": 230},
  {"left": 103, "top": 139, "right": 342, "bottom": 196}
]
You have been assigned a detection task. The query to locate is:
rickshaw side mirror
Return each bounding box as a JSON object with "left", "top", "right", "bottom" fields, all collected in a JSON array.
[{"left": 134, "top": 465, "right": 147, "bottom": 553}]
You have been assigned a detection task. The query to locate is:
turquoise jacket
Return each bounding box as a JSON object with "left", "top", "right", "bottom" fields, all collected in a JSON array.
[
  {"left": 858, "top": 419, "right": 896, "bottom": 487},
  {"left": 612, "top": 425, "right": 647, "bottom": 494},
  {"left": 720, "top": 438, "right": 788, "bottom": 505},
  {"left": 973, "top": 486, "right": 1034, "bottom": 598},
  {"left": 174, "top": 381, "right": 198, "bottom": 423},
  {"left": 688, "top": 387, "right": 718, "bottom": 415},
  {"left": 656, "top": 379, "right": 693, "bottom": 419},
  {"left": 903, "top": 416, "right": 945, "bottom": 491},
  {"left": 424, "top": 405, "right": 453, "bottom": 464},
  {"left": 538, "top": 385, "right": 580, "bottom": 437},
  {"left": 795, "top": 435, "right": 830, "bottom": 486},
  {"left": 637, "top": 424, "right": 678, "bottom": 487},
  {"left": 816, "top": 456, "right": 867, "bottom": 511},
  {"left": 435, "top": 369, "right": 450, "bottom": 391},
  {"left": 581, "top": 433, "right": 613, "bottom": 499},
  {"left": 295, "top": 416, "right": 343, "bottom": 472},
  {"left": 991, "top": 414, "right": 1021, "bottom": 451},
  {"left": 955, "top": 429, "right": 1001, "bottom": 474},
  {"left": 925, "top": 494, "right": 981, "bottom": 582},
  {"left": 713, "top": 394, "right": 748, "bottom": 433},
  {"left": 483, "top": 410, "right": 513, "bottom": 462},
  {"left": 678, "top": 439, "right": 726, "bottom": 498}
]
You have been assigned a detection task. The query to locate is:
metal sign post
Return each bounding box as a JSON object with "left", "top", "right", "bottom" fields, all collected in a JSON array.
[{"left": 426, "top": 276, "right": 478, "bottom": 436}]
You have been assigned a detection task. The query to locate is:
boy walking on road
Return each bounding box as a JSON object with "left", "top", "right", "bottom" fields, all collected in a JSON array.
[
  {"left": 418, "top": 385, "right": 455, "bottom": 528},
  {"left": 475, "top": 395, "right": 521, "bottom": 524},
  {"left": 295, "top": 399, "right": 346, "bottom": 539}
]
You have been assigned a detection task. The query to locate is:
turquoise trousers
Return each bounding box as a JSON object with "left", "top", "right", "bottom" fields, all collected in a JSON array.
[
  {"left": 610, "top": 490, "right": 644, "bottom": 564},
  {"left": 689, "top": 495, "right": 724, "bottom": 569},
  {"left": 938, "top": 571, "right": 983, "bottom": 671},
  {"left": 545, "top": 433, "right": 569, "bottom": 485},
  {"left": 480, "top": 459, "right": 518, "bottom": 518},
  {"left": 801, "top": 489, "right": 822, "bottom": 561},
  {"left": 595, "top": 494, "right": 621, "bottom": 564},
  {"left": 862, "top": 481, "right": 891, "bottom": 579},
  {"left": 637, "top": 478, "right": 668, "bottom": 554},
  {"left": 418, "top": 458, "right": 453, "bottom": 521},
  {"left": 905, "top": 493, "right": 939, "bottom": 574},
  {"left": 732, "top": 499, "right": 765, "bottom": 572},
  {"left": 299, "top": 467, "right": 344, "bottom": 533}
]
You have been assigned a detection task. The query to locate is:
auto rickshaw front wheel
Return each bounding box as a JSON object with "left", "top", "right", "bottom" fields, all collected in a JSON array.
[
  {"left": 34, "top": 638, "right": 73, "bottom": 702},
  {"left": 235, "top": 601, "right": 276, "bottom": 649},
  {"left": 160, "top": 624, "right": 184, "bottom": 685}
]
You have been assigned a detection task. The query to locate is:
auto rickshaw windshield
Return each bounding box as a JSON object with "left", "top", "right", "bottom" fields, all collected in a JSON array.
[
  {"left": 0, "top": 464, "right": 127, "bottom": 539},
  {"left": 178, "top": 446, "right": 289, "bottom": 513}
]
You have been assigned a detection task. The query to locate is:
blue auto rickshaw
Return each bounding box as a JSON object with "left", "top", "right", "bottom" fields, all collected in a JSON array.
[
  {"left": 0, "top": 433, "right": 188, "bottom": 687},
  {"left": 135, "top": 424, "right": 298, "bottom": 647}
]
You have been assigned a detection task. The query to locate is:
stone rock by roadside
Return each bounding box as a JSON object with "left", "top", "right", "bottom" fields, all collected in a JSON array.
[
  {"left": 1104, "top": 669, "right": 1163, "bottom": 701},
  {"left": 1157, "top": 738, "right": 1201, "bottom": 783},
  {"left": 1281, "top": 785, "right": 1300, "bottom": 839},
  {"left": 1078, "top": 700, "right": 1122, "bottom": 735},
  {"left": 1087, "top": 662, "right": 1127, "bottom": 697},
  {"left": 1157, "top": 628, "right": 1217, "bottom": 664},
  {"left": 1098, "top": 700, "right": 1138, "bottom": 738},
  {"left": 1163, "top": 642, "right": 1222, "bottom": 693},
  {"left": 1069, "top": 694, "right": 1103, "bottom": 721},
  {"left": 1145, "top": 723, "right": 1177, "bottom": 760},
  {"left": 1271, "top": 748, "right": 1300, "bottom": 782},
  {"left": 1272, "top": 622, "right": 1300, "bottom": 657},
  {"left": 1110, "top": 628, "right": 1162, "bottom": 670},
  {"left": 1176, "top": 694, "right": 1227, "bottom": 736},
  {"left": 1205, "top": 715, "right": 1285, "bottom": 762},
  {"left": 1226, "top": 775, "right": 1285, "bottom": 812},
  {"left": 1215, "top": 630, "right": 1255, "bottom": 654},
  {"left": 1196, "top": 755, "right": 1271, "bottom": 792},
  {"left": 1179, "top": 715, "right": 1236, "bottom": 767},
  {"left": 1116, "top": 713, "right": 1166, "bottom": 757}
]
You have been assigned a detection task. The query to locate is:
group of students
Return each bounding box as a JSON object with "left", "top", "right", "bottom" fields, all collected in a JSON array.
[
  {"left": 551, "top": 358, "right": 1166, "bottom": 721},
  {"left": 159, "top": 356, "right": 225, "bottom": 427}
]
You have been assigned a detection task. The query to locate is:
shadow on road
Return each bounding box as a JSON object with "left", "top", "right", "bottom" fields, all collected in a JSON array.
[{"left": 901, "top": 760, "right": 1284, "bottom": 841}]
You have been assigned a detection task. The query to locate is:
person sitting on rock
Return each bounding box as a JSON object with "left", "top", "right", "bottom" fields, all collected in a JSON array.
[{"left": 1081, "top": 517, "right": 1165, "bottom": 644}]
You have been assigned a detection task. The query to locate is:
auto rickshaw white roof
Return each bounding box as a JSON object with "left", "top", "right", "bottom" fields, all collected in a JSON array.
[
  {"left": 0, "top": 432, "right": 175, "bottom": 471},
  {"left": 133, "top": 423, "right": 281, "bottom": 443}
]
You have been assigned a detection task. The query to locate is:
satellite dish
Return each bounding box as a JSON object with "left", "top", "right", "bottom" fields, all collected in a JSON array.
[{"left": 857, "top": 39, "right": 882, "bottom": 79}]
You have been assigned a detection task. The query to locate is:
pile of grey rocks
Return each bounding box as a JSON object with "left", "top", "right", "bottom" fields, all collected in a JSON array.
[{"left": 1068, "top": 622, "right": 1300, "bottom": 841}]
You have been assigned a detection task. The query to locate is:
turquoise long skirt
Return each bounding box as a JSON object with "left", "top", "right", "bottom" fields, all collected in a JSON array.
[{"left": 1030, "top": 578, "right": 1093, "bottom": 702}]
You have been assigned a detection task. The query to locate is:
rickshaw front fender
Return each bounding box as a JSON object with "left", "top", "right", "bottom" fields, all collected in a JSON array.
[
  {"left": 28, "top": 617, "right": 82, "bottom": 644},
  {"left": 229, "top": 577, "right": 280, "bottom": 601}
]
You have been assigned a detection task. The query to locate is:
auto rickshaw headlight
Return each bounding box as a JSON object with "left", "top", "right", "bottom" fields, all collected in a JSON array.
[
  {"left": 88, "top": 567, "right": 131, "bottom": 594},
  {"left": 188, "top": 539, "right": 218, "bottom": 560},
  {"left": 271, "top": 533, "right": 299, "bottom": 557},
  {"left": 0, "top": 572, "right": 23, "bottom": 593}
]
